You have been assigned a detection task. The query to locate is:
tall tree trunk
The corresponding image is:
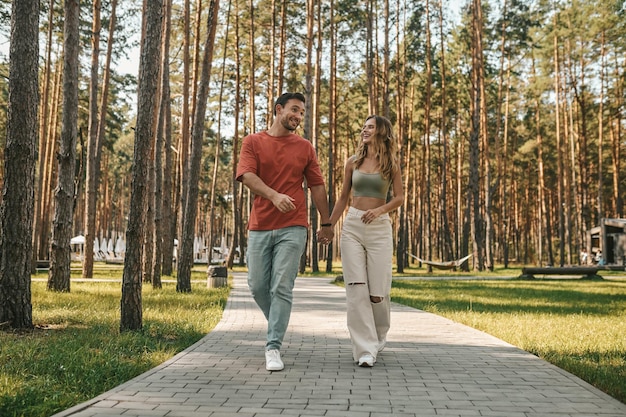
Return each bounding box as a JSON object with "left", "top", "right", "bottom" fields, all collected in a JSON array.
[
  {"left": 0, "top": 0, "right": 39, "bottom": 328},
  {"left": 503, "top": 63, "right": 512, "bottom": 267},
  {"left": 531, "top": 51, "right": 552, "bottom": 266},
  {"left": 48, "top": 0, "right": 80, "bottom": 292},
  {"left": 313, "top": 0, "right": 323, "bottom": 270},
  {"left": 597, "top": 30, "right": 605, "bottom": 219},
  {"left": 402, "top": 83, "right": 415, "bottom": 269},
  {"left": 161, "top": 71, "right": 174, "bottom": 277},
  {"left": 191, "top": 0, "right": 202, "bottom": 128},
  {"left": 610, "top": 55, "right": 622, "bottom": 218},
  {"left": 495, "top": 0, "right": 508, "bottom": 266},
  {"left": 33, "top": 0, "right": 56, "bottom": 267},
  {"left": 85, "top": 0, "right": 118, "bottom": 277},
  {"left": 325, "top": 0, "right": 336, "bottom": 273},
  {"left": 177, "top": 0, "right": 220, "bottom": 292},
  {"left": 208, "top": 0, "right": 232, "bottom": 270},
  {"left": 39, "top": 61, "right": 63, "bottom": 264},
  {"left": 267, "top": 0, "right": 277, "bottom": 122},
  {"left": 395, "top": 0, "right": 405, "bottom": 272},
  {"left": 142, "top": 7, "right": 162, "bottom": 285},
  {"left": 469, "top": 0, "right": 484, "bottom": 270},
  {"left": 248, "top": 0, "right": 256, "bottom": 133},
  {"left": 120, "top": 0, "right": 163, "bottom": 331},
  {"left": 554, "top": 26, "right": 565, "bottom": 265},
  {"left": 227, "top": 0, "right": 243, "bottom": 269},
  {"left": 475, "top": 0, "right": 492, "bottom": 270},
  {"left": 277, "top": 0, "right": 287, "bottom": 94},
  {"left": 366, "top": 0, "right": 375, "bottom": 113},
  {"left": 83, "top": 0, "right": 101, "bottom": 278},
  {"left": 142, "top": 117, "right": 156, "bottom": 284},
  {"left": 438, "top": 0, "right": 453, "bottom": 262},
  {"left": 382, "top": 0, "right": 390, "bottom": 118},
  {"left": 424, "top": 0, "right": 432, "bottom": 271},
  {"left": 97, "top": 0, "right": 117, "bottom": 240},
  {"left": 161, "top": 82, "right": 175, "bottom": 276},
  {"left": 176, "top": 0, "right": 192, "bottom": 264},
  {"left": 154, "top": 0, "right": 172, "bottom": 287},
  {"left": 305, "top": 0, "right": 316, "bottom": 272}
]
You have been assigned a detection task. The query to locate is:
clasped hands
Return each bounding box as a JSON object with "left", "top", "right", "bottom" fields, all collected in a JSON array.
[{"left": 317, "top": 226, "right": 334, "bottom": 245}]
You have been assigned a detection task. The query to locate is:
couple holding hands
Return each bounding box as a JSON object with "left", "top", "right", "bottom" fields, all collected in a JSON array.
[{"left": 236, "top": 92, "right": 403, "bottom": 371}]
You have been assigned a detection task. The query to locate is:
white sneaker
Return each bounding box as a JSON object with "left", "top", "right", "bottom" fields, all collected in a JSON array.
[
  {"left": 358, "top": 354, "right": 375, "bottom": 367},
  {"left": 265, "top": 349, "right": 284, "bottom": 371}
]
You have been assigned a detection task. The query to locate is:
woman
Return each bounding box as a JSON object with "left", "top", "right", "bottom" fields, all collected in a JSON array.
[{"left": 326, "top": 114, "right": 403, "bottom": 367}]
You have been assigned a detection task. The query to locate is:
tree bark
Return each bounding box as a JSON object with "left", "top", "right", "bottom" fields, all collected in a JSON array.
[
  {"left": 175, "top": 0, "right": 192, "bottom": 266},
  {"left": 209, "top": 0, "right": 232, "bottom": 269},
  {"left": 554, "top": 27, "right": 565, "bottom": 265},
  {"left": 469, "top": 0, "right": 484, "bottom": 271},
  {"left": 0, "top": 0, "right": 39, "bottom": 328},
  {"left": 227, "top": 0, "right": 243, "bottom": 269},
  {"left": 48, "top": 0, "right": 80, "bottom": 293},
  {"left": 33, "top": 0, "right": 56, "bottom": 267},
  {"left": 437, "top": 0, "right": 453, "bottom": 263},
  {"left": 83, "top": 0, "right": 102, "bottom": 278},
  {"left": 153, "top": 0, "right": 172, "bottom": 288},
  {"left": 326, "top": 0, "right": 336, "bottom": 273},
  {"left": 305, "top": 0, "right": 316, "bottom": 272},
  {"left": 177, "top": 0, "right": 220, "bottom": 292},
  {"left": 424, "top": 0, "right": 432, "bottom": 272},
  {"left": 120, "top": 0, "right": 163, "bottom": 331}
]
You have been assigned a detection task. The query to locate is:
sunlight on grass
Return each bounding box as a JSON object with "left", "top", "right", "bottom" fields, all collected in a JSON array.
[
  {"left": 391, "top": 278, "right": 626, "bottom": 404},
  {"left": 0, "top": 278, "right": 229, "bottom": 417}
]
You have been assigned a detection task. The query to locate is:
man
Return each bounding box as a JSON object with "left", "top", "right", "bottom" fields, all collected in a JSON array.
[{"left": 236, "top": 92, "right": 333, "bottom": 371}]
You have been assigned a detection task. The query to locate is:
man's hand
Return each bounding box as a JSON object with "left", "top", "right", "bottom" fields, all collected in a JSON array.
[
  {"left": 317, "top": 226, "right": 334, "bottom": 245},
  {"left": 271, "top": 193, "right": 296, "bottom": 213}
]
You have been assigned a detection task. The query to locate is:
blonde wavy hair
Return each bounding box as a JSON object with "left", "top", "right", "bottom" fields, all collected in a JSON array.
[{"left": 353, "top": 115, "right": 398, "bottom": 181}]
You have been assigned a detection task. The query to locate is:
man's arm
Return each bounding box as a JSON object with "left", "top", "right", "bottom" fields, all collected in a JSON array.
[
  {"left": 240, "top": 172, "right": 296, "bottom": 213},
  {"left": 310, "top": 184, "right": 334, "bottom": 243},
  {"left": 310, "top": 184, "right": 331, "bottom": 223}
]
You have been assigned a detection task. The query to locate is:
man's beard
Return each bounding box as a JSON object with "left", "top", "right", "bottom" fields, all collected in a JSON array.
[{"left": 282, "top": 118, "right": 298, "bottom": 131}]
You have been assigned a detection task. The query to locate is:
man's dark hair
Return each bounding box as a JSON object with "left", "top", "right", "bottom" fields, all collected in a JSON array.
[{"left": 274, "top": 92, "right": 305, "bottom": 115}]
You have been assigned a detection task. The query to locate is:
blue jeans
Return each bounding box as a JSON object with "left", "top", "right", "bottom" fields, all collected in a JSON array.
[{"left": 247, "top": 226, "right": 307, "bottom": 350}]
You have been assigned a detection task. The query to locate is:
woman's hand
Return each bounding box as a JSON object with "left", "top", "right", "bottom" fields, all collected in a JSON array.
[
  {"left": 360, "top": 207, "right": 384, "bottom": 224},
  {"left": 317, "top": 226, "right": 334, "bottom": 244}
]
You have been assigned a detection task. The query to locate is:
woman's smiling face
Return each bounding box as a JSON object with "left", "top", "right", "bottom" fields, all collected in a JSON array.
[{"left": 361, "top": 117, "right": 377, "bottom": 144}]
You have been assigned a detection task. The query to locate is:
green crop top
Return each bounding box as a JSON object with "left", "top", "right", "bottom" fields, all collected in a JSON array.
[{"left": 352, "top": 168, "right": 391, "bottom": 199}]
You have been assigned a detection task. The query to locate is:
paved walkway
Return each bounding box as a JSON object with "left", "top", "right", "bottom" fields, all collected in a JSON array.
[{"left": 53, "top": 273, "right": 626, "bottom": 417}]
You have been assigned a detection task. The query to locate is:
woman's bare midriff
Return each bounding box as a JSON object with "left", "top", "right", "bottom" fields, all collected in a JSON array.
[{"left": 352, "top": 196, "right": 386, "bottom": 211}]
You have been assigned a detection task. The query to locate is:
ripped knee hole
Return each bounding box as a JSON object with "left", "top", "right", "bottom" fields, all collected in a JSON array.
[{"left": 347, "top": 283, "right": 383, "bottom": 303}]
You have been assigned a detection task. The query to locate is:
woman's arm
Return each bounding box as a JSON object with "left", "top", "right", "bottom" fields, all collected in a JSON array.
[{"left": 328, "top": 157, "right": 354, "bottom": 226}]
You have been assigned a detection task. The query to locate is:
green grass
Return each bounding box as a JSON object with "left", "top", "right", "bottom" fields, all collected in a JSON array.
[
  {"left": 0, "top": 268, "right": 229, "bottom": 417},
  {"left": 391, "top": 277, "right": 626, "bottom": 404}
]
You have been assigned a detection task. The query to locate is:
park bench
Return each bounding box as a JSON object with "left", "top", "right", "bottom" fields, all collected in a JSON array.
[
  {"left": 36, "top": 260, "right": 50, "bottom": 272},
  {"left": 519, "top": 266, "right": 602, "bottom": 280}
]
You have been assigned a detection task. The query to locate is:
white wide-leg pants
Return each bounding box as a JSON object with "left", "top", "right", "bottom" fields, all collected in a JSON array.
[{"left": 340, "top": 207, "right": 393, "bottom": 361}]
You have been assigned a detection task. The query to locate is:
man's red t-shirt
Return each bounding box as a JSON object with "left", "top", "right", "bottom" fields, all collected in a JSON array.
[{"left": 236, "top": 131, "right": 325, "bottom": 231}]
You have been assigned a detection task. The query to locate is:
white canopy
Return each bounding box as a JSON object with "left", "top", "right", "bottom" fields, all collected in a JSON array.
[{"left": 70, "top": 235, "right": 85, "bottom": 245}]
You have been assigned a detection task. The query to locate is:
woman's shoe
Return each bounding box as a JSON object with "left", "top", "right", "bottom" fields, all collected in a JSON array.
[{"left": 358, "top": 354, "right": 375, "bottom": 367}]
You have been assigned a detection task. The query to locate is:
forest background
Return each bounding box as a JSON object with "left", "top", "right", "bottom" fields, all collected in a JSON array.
[{"left": 0, "top": 0, "right": 625, "bottom": 322}]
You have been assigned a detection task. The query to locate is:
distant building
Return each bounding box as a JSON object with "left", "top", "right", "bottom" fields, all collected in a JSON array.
[{"left": 587, "top": 218, "right": 626, "bottom": 266}]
